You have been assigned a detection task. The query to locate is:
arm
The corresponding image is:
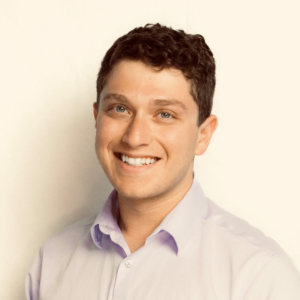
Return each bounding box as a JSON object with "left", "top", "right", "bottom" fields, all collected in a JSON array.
[
  {"left": 25, "top": 248, "right": 42, "bottom": 300},
  {"left": 244, "top": 256, "right": 300, "bottom": 300}
]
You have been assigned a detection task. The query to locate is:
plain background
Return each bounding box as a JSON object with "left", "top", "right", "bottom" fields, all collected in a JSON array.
[{"left": 1, "top": 0, "right": 299, "bottom": 298}]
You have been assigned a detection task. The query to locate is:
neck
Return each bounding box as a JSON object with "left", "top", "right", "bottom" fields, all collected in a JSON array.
[{"left": 117, "top": 176, "right": 193, "bottom": 253}]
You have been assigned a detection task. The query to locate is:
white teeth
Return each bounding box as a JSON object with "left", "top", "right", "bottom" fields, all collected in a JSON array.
[{"left": 120, "top": 154, "right": 157, "bottom": 166}]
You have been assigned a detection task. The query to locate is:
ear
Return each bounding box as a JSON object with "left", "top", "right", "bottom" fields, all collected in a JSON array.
[
  {"left": 93, "top": 102, "right": 98, "bottom": 128},
  {"left": 195, "top": 114, "right": 218, "bottom": 156}
]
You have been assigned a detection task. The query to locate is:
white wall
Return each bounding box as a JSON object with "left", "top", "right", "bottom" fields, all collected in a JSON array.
[{"left": 1, "top": 0, "right": 299, "bottom": 298}]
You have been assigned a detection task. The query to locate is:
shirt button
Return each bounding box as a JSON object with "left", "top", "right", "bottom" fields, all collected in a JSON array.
[{"left": 125, "top": 260, "right": 133, "bottom": 268}]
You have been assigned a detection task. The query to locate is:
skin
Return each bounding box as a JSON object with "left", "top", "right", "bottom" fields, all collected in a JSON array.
[{"left": 93, "top": 60, "right": 218, "bottom": 253}]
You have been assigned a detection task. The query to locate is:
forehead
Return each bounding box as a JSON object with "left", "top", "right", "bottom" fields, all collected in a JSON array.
[{"left": 101, "top": 60, "right": 195, "bottom": 107}]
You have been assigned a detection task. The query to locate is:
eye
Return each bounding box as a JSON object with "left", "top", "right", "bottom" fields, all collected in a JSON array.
[
  {"left": 159, "top": 112, "right": 172, "bottom": 119},
  {"left": 114, "top": 105, "right": 127, "bottom": 113}
]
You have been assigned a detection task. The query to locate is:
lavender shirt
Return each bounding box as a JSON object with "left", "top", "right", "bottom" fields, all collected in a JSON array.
[{"left": 26, "top": 174, "right": 300, "bottom": 299}]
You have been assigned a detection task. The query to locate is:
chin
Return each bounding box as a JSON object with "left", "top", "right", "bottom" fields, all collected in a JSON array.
[{"left": 117, "top": 185, "right": 157, "bottom": 201}]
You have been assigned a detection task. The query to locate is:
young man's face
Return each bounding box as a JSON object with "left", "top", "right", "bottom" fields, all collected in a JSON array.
[{"left": 93, "top": 60, "right": 216, "bottom": 202}]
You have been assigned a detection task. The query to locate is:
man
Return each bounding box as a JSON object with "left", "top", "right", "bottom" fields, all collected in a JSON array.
[{"left": 26, "top": 24, "right": 300, "bottom": 299}]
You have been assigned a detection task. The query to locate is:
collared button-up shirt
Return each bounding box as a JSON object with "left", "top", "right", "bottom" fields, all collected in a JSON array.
[{"left": 26, "top": 174, "right": 300, "bottom": 300}]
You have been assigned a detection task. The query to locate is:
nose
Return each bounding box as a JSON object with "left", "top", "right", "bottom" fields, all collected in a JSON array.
[{"left": 122, "top": 115, "right": 152, "bottom": 148}]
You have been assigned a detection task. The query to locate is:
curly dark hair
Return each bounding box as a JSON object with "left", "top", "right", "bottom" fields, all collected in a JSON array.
[{"left": 96, "top": 23, "right": 216, "bottom": 126}]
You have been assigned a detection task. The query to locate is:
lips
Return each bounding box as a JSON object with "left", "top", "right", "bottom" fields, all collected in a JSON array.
[
  {"left": 114, "top": 152, "right": 160, "bottom": 160},
  {"left": 114, "top": 152, "right": 161, "bottom": 171}
]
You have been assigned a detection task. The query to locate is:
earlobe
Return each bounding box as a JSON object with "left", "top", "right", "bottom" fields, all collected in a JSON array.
[
  {"left": 195, "top": 115, "right": 218, "bottom": 156},
  {"left": 93, "top": 102, "right": 98, "bottom": 128}
]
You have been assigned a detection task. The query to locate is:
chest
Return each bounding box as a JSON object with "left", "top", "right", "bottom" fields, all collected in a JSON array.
[{"left": 39, "top": 233, "right": 253, "bottom": 300}]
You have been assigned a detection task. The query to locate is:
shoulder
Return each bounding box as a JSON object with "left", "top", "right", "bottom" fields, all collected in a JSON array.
[
  {"left": 52, "top": 214, "right": 97, "bottom": 236},
  {"left": 244, "top": 255, "right": 300, "bottom": 299},
  {"left": 41, "top": 214, "right": 98, "bottom": 253},
  {"left": 202, "top": 197, "right": 285, "bottom": 258},
  {"left": 196, "top": 197, "right": 296, "bottom": 297}
]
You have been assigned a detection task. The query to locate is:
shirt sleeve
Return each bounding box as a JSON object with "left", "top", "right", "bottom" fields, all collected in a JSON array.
[
  {"left": 244, "top": 256, "right": 300, "bottom": 300},
  {"left": 25, "top": 248, "right": 43, "bottom": 300}
]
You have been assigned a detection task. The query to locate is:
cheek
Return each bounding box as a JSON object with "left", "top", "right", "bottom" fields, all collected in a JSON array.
[
  {"left": 159, "top": 125, "right": 197, "bottom": 156},
  {"left": 96, "top": 126, "right": 109, "bottom": 144},
  {"left": 97, "top": 116, "right": 120, "bottom": 141}
]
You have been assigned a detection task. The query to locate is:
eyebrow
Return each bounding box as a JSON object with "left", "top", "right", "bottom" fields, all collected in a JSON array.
[
  {"left": 150, "top": 99, "right": 187, "bottom": 110},
  {"left": 102, "top": 93, "right": 128, "bottom": 103},
  {"left": 102, "top": 93, "right": 187, "bottom": 110}
]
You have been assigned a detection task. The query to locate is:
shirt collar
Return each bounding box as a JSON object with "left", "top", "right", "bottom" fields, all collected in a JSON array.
[
  {"left": 147, "top": 172, "right": 208, "bottom": 256},
  {"left": 91, "top": 189, "right": 121, "bottom": 249},
  {"left": 91, "top": 172, "right": 208, "bottom": 255}
]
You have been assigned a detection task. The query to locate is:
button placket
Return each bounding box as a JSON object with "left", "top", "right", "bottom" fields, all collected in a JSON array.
[{"left": 125, "top": 259, "right": 133, "bottom": 268}]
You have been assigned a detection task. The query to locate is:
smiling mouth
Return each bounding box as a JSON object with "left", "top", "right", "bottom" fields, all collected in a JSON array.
[{"left": 115, "top": 153, "right": 160, "bottom": 167}]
